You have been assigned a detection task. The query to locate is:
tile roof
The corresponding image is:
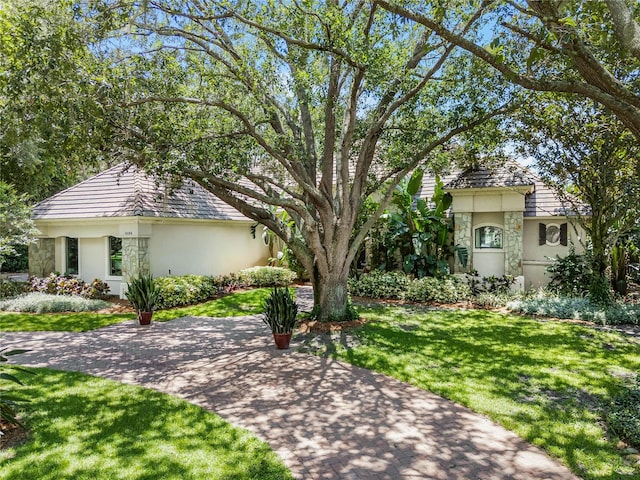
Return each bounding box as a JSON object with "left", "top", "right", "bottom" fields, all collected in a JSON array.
[
  {"left": 32, "top": 164, "right": 250, "bottom": 221},
  {"left": 445, "top": 162, "right": 537, "bottom": 190},
  {"left": 418, "top": 172, "right": 459, "bottom": 205},
  {"left": 421, "top": 162, "right": 584, "bottom": 218}
]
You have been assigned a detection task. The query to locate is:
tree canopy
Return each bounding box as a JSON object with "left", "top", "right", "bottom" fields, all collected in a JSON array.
[
  {"left": 0, "top": 0, "right": 115, "bottom": 200},
  {"left": 376, "top": 0, "right": 640, "bottom": 139},
  {"left": 0, "top": 182, "right": 38, "bottom": 270},
  {"left": 515, "top": 98, "right": 640, "bottom": 302},
  {"left": 94, "top": 0, "right": 516, "bottom": 320}
]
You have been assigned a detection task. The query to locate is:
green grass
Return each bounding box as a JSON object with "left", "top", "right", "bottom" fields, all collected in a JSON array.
[
  {"left": 0, "top": 289, "right": 272, "bottom": 332},
  {"left": 315, "top": 305, "right": 640, "bottom": 480},
  {"left": 0, "top": 368, "right": 293, "bottom": 480}
]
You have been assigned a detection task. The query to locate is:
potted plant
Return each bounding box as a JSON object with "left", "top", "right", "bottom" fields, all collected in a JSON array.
[
  {"left": 125, "top": 273, "right": 158, "bottom": 325},
  {"left": 262, "top": 287, "right": 298, "bottom": 349}
]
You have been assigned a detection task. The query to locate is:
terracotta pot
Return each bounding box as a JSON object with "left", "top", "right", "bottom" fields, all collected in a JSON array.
[
  {"left": 137, "top": 311, "right": 153, "bottom": 325},
  {"left": 272, "top": 332, "right": 292, "bottom": 349}
]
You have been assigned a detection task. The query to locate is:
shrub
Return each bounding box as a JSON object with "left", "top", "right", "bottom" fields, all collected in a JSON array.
[
  {"left": 0, "top": 293, "right": 112, "bottom": 313},
  {"left": 474, "top": 292, "right": 519, "bottom": 308},
  {"left": 506, "top": 291, "right": 640, "bottom": 325},
  {"left": 236, "top": 266, "right": 296, "bottom": 287},
  {"left": 606, "top": 376, "right": 640, "bottom": 448},
  {"left": 0, "top": 279, "right": 29, "bottom": 300},
  {"left": 154, "top": 275, "right": 218, "bottom": 309},
  {"left": 405, "top": 276, "right": 471, "bottom": 303},
  {"left": 348, "top": 271, "right": 411, "bottom": 299},
  {"left": 467, "top": 272, "right": 516, "bottom": 295},
  {"left": 214, "top": 272, "right": 241, "bottom": 293},
  {"left": 0, "top": 244, "right": 28, "bottom": 273},
  {"left": 29, "top": 273, "right": 110, "bottom": 299},
  {"left": 546, "top": 249, "right": 592, "bottom": 297}
]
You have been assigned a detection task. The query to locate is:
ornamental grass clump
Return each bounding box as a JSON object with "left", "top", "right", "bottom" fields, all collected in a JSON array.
[
  {"left": 0, "top": 293, "right": 112, "bottom": 313},
  {"left": 262, "top": 287, "right": 298, "bottom": 334}
]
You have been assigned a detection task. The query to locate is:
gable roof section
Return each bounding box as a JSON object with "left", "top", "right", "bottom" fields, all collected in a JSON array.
[
  {"left": 32, "top": 164, "right": 250, "bottom": 221},
  {"left": 423, "top": 162, "right": 583, "bottom": 218},
  {"left": 445, "top": 162, "right": 537, "bottom": 190}
]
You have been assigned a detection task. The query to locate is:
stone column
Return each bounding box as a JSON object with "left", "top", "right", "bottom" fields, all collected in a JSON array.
[
  {"left": 453, "top": 212, "right": 473, "bottom": 273},
  {"left": 504, "top": 211, "right": 524, "bottom": 277},
  {"left": 121, "top": 237, "right": 150, "bottom": 283},
  {"left": 28, "top": 238, "right": 55, "bottom": 277}
]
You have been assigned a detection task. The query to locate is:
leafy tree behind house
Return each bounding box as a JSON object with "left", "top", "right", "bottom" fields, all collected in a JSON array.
[
  {"left": 0, "top": 183, "right": 38, "bottom": 271},
  {"left": 0, "top": 0, "right": 117, "bottom": 201},
  {"left": 517, "top": 100, "right": 640, "bottom": 303}
]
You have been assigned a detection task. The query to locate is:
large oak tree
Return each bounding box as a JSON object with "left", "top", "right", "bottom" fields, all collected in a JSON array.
[{"left": 97, "top": 0, "right": 516, "bottom": 321}]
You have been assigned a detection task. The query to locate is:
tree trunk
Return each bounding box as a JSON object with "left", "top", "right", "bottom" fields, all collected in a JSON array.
[
  {"left": 315, "top": 277, "right": 350, "bottom": 322},
  {"left": 311, "top": 264, "right": 351, "bottom": 322},
  {"left": 588, "top": 221, "right": 612, "bottom": 304}
]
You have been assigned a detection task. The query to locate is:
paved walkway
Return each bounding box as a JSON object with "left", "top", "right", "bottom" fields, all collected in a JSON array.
[{"left": 3, "top": 308, "right": 579, "bottom": 479}]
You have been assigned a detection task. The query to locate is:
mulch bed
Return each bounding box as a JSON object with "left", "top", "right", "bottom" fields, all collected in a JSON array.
[
  {"left": 296, "top": 317, "right": 368, "bottom": 333},
  {"left": 97, "top": 297, "right": 135, "bottom": 314},
  {"left": 0, "top": 421, "right": 28, "bottom": 451}
]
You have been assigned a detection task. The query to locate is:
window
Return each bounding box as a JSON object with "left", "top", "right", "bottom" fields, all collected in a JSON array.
[
  {"left": 474, "top": 226, "right": 503, "bottom": 249},
  {"left": 539, "top": 223, "right": 568, "bottom": 246},
  {"left": 109, "top": 236, "right": 122, "bottom": 276},
  {"left": 65, "top": 237, "right": 78, "bottom": 275}
]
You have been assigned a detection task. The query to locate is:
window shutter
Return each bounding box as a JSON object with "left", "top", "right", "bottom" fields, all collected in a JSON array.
[
  {"left": 560, "top": 223, "right": 568, "bottom": 246},
  {"left": 539, "top": 223, "right": 546, "bottom": 245}
]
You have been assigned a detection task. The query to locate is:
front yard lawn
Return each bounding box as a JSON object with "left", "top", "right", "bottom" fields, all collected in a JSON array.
[
  {"left": 0, "top": 368, "right": 293, "bottom": 480},
  {"left": 303, "top": 305, "right": 640, "bottom": 480},
  {"left": 0, "top": 289, "right": 273, "bottom": 332}
]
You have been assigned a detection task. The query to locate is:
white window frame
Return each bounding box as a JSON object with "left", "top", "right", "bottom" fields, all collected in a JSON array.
[
  {"left": 105, "top": 236, "right": 123, "bottom": 280},
  {"left": 473, "top": 224, "right": 505, "bottom": 251},
  {"left": 63, "top": 237, "right": 80, "bottom": 276}
]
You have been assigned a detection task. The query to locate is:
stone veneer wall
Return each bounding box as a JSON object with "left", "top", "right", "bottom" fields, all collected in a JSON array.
[
  {"left": 28, "top": 238, "right": 55, "bottom": 277},
  {"left": 504, "top": 211, "right": 523, "bottom": 276},
  {"left": 121, "top": 237, "right": 150, "bottom": 283},
  {"left": 453, "top": 212, "right": 472, "bottom": 273}
]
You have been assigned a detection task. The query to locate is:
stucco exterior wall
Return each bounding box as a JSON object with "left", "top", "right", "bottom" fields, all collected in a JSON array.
[
  {"left": 148, "top": 221, "right": 268, "bottom": 277},
  {"left": 522, "top": 218, "right": 586, "bottom": 289},
  {"left": 471, "top": 211, "right": 505, "bottom": 277},
  {"left": 31, "top": 218, "right": 270, "bottom": 297}
]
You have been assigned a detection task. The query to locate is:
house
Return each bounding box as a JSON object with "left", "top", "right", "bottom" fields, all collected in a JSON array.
[
  {"left": 421, "top": 162, "right": 587, "bottom": 290},
  {"left": 29, "top": 164, "right": 269, "bottom": 297}
]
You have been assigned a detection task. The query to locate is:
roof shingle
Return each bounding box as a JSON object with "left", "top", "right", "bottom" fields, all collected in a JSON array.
[
  {"left": 422, "top": 162, "right": 583, "bottom": 218},
  {"left": 32, "top": 164, "right": 250, "bottom": 221}
]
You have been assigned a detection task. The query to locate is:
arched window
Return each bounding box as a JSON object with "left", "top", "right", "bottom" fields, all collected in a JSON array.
[{"left": 474, "top": 225, "right": 503, "bottom": 249}]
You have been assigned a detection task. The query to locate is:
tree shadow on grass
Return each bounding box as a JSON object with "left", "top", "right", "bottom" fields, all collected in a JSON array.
[
  {"left": 310, "top": 306, "right": 640, "bottom": 479},
  {"left": 1, "top": 369, "right": 293, "bottom": 480}
]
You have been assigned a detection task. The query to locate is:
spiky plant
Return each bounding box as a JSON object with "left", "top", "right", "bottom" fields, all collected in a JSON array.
[
  {"left": 262, "top": 287, "right": 298, "bottom": 334},
  {"left": 125, "top": 273, "right": 158, "bottom": 312}
]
